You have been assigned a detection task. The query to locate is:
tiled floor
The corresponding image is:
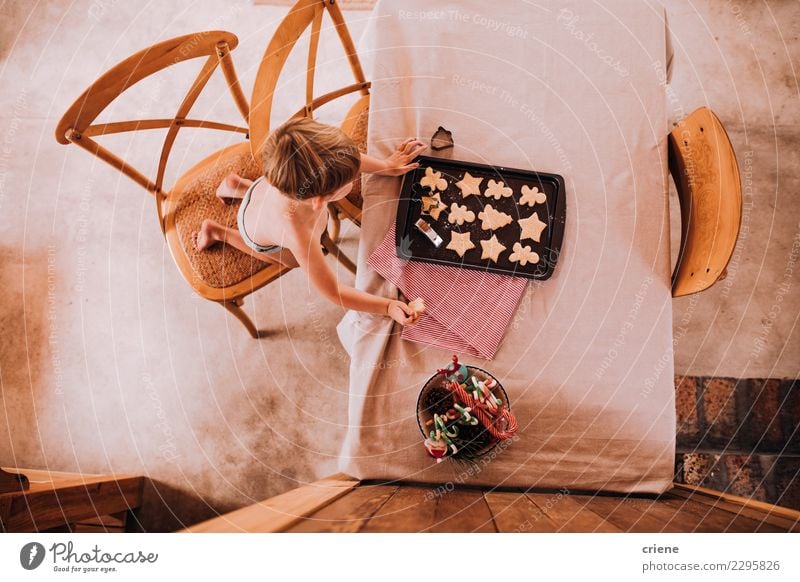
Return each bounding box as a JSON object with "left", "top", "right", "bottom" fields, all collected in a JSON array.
[{"left": 0, "top": 1, "right": 798, "bottom": 530}]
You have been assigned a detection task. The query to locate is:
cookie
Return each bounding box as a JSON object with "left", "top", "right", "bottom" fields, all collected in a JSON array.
[
  {"left": 477, "top": 204, "right": 513, "bottom": 230},
  {"left": 519, "top": 212, "right": 547, "bottom": 242},
  {"left": 483, "top": 179, "right": 513, "bottom": 200},
  {"left": 455, "top": 172, "right": 482, "bottom": 198},
  {"left": 447, "top": 203, "right": 476, "bottom": 225},
  {"left": 409, "top": 297, "right": 426, "bottom": 315},
  {"left": 479, "top": 234, "right": 507, "bottom": 263},
  {"left": 446, "top": 231, "right": 475, "bottom": 258},
  {"left": 420, "top": 166, "right": 448, "bottom": 192},
  {"left": 520, "top": 185, "right": 547, "bottom": 207},
  {"left": 509, "top": 242, "right": 540, "bottom": 266},
  {"left": 421, "top": 192, "right": 445, "bottom": 220}
]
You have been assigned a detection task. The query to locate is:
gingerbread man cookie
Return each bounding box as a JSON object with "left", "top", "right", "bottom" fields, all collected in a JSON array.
[
  {"left": 509, "top": 242, "right": 540, "bottom": 266},
  {"left": 419, "top": 167, "right": 448, "bottom": 192},
  {"left": 483, "top": 179, "right": 513, "bottom": 200},
  {"left": 520, "top": 185, "right": 547, "bottom": 207},
  {"left": 447, "top": 203, "right": 476, "bottom": 225},
  {"left": 478, "top": 204, "right": 513, "bottom": 230}
]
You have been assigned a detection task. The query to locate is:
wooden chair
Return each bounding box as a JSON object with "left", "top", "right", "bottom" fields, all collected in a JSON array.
[
  {"left": 182, "top": 474, "right": 800, "bottom": 533},
  {"left": 56, "top": 13, "right": 364, "bottom": 337},
  {"left": 248, "top": 0, "right": 371, "bottom": 241},
  {"left": 669, "top": 107, "right": 742, "bottom": 297}
]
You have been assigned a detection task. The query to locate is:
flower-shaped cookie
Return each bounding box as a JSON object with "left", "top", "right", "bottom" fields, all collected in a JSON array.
[
  {"left": 478, "top": 204, "right": 513, "bottom": 230},
  {"left": 483, "top": 179, "right": 513, "bottom": 200},
  {"left": 519, "top": 212, "right": 547, "bottom": 242},
  {"left": 421, "top": 192, "right": 445, "bottom": 220},
  {"left": 480, "top": 234, "right": 507, "bottom": 263},
  {"left": 446, "top": 231, "right": 475, "bottom": 258},
  {"left": 520, "top": 185, "right": 547, "bottom": 207},
  {"left": 509, "top": 242, "right": 540, "bottom": 266},
  {"left": 447, "top": 203, "right": 476, "bottom": 225},
  {"left": 455, "top": 172, "right": 483, "bottom": 198},
  {"left": 419, "top": 167, "right": 448, "bottom": 192}
]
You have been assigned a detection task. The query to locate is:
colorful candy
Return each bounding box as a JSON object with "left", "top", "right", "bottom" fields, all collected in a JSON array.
[{"left": 422, "top": 356, "right": 519, "bottom": 461}]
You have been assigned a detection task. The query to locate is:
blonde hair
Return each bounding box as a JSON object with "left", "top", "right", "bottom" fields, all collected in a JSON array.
[{"left": 261, "top": 117, "right": 361, "bottom": 199}]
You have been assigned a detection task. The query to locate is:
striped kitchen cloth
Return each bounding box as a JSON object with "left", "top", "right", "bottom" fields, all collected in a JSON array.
[{"left": 367, "top": 224, "right": 527, "bottom": 359}]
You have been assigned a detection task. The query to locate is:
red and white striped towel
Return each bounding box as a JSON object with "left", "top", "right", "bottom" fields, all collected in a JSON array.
[{"left": 368, "top": 224, "right": 527, "bottom": 359}]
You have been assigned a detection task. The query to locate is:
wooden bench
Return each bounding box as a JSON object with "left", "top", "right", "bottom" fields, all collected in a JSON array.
[
  {"left": 182, "top": 474, "right": 800, "bottom": 533},
  {"left": 0, "top": 468, "right": 145, "bottom": 532}
]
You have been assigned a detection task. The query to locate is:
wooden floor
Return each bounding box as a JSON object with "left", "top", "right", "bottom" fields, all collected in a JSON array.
[{"left": 184, "top": 475, "right": 800, "bottom": 533}]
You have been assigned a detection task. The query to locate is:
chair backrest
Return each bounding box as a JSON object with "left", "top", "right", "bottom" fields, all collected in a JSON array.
[
  {"left": 248, "top": 0, "right": 370, "bottom": 159},
  {"left": 668, "top": 107, "right": 742, "bottom": 297},
  {"left": 55, "top": 30, "right": 251, "bottom": 225}
]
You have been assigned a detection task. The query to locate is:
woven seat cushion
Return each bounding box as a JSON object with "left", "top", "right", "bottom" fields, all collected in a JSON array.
[
  {"left": 344, "top": 101, "right": 369, "bottom": 210},
  {"left": 171, "top": 145, "right": 272, "bottom": 289}
]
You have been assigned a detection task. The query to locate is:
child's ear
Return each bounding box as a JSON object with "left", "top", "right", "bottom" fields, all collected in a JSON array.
[{"left": 310, "top": 196, "right": 327, "bottom": 211}]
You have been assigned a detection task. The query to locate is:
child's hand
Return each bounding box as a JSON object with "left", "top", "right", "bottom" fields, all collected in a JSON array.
[
  {"left": 379, "top": 138, "right": 428, "bottom": 176},
  {"left": 387, "top": 299, "right": 420, "bottom": 326}
]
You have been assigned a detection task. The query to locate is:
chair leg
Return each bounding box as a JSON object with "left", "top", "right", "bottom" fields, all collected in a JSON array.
[
  {"left": 221, "top": 299, "right": 258, "bottom": 338},
  {"left": 321, "top": 231, "right": 357, "bottom": 274},
  {"left": 328, "top": 204, "right": 342, "bottom": 243}
]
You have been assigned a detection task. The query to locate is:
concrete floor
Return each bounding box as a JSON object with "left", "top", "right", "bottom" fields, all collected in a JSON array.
[{"left": 0, "top": 1, "right": 797, "bottom": 531}]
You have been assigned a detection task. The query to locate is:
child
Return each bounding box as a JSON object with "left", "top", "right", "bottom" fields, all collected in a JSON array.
[{"left": 193, "top": 117, "right": 427, "bottom": 326}]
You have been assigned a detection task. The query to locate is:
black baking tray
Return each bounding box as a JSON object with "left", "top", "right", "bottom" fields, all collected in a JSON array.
[{"left": 395, "top": 155, "right": 566, "bottom": 280}]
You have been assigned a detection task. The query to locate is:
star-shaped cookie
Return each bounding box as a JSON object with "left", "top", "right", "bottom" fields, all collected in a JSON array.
[
  {"left": 446, "top": 231, "right": 475, "bottom": 258},
  {"left": 509, "top": 242, "right": 540, "bottom": 266},
  {"left": 519, "top": 212, "right": 547, "bottom": 242},
  {"left": 455, "top": 172, "right": 483, "bottom": 198},
  {"left": 447, "top": 203, "right": 476, "bottom": 225},
  {"left": 478, "top": 204, "right": 513, "bottom": 230},
  {"left": 420, "top": 167, "right": 448, "bottom": 192},
  {"left": 520, "top": 185, "right": 547, "bottom": 207},
  {"left": 483, "top": 179, "right": 513, "bottom": 200},
  {"left": 421, "top": 192, "right": 445, "bottom": 220},
  {"left": 480, "top": 235, "right": 507, "bottom": 263}
]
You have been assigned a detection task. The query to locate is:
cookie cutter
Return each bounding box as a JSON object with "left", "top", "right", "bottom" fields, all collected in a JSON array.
[
  {"left": 431, "top": 126, "right": 454, "bottom": 151},
  {"left": 414, "top": 218, "right": 444, "bottom": 247}
]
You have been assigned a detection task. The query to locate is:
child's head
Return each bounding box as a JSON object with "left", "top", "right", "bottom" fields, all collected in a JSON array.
[{"left": 261, "top": 117, "right": 360, "bottom": 202}]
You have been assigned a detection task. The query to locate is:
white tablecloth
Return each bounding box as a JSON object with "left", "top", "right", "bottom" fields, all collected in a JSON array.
[{"left": 337, "top": 0, "right": 675, "bottom": 493}]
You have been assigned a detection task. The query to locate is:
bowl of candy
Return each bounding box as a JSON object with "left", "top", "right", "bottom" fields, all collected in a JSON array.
[{"left": 416, "top": 355, "right": 518, "bottom": 462}]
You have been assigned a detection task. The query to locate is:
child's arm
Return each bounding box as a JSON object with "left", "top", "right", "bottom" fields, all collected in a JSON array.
[
  {"left": 292, "top": 233, "right": 418, "bottom": 326},
  {"left": 360, "top": 138, "right": 428, "bottom": 176}
]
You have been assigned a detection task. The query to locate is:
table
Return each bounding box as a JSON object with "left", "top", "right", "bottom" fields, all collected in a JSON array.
[{"left": 337, "top": 0, "right": 675, "bottom": 493}]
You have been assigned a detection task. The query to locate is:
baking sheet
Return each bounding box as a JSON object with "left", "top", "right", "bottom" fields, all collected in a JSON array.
[{"left": 396, "top": 155, "right": 566, "bottom": 280}]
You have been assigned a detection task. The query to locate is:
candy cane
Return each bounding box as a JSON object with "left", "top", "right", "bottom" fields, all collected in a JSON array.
[
  {"left": 453, "top": 403, "right": 479, "bottom": 426},
  {"left": 446, "top": 381, "right": 518, "bottom": 440}
]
